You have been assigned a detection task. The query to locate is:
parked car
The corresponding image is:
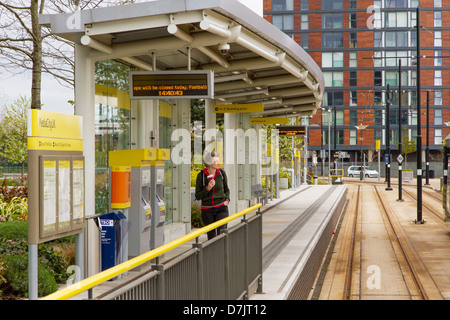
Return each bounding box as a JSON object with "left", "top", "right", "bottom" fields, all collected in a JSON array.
[{"left": 347, "top": 166, "right": 379, "bottom": 178}]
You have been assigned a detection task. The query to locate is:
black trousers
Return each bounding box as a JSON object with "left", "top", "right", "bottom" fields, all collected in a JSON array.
[{"left": 201, "top": 205, "right": 229, "bottom": 240}]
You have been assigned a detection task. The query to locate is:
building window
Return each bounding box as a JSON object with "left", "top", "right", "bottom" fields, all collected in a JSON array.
[
  {"left": 349, "top": 13, "right": 357, "bottom": 28},
  {"left": 435, "top": 129, "right": 442, "bottom": 145},
  {"left": 323, "top": 91, "right": 344, "bottom": 106},
  {"left": 374, "top": 71, "right": 382, "bottom": 87},
  {"left": 435, "top": 109, "right": 442, "bottom": 125},
  {"left": 324, "top": 72, "right": 344, "bottom": 87},
  {"left": 386, "top": 12, "right": 408, "bottom": 28},
  {"left": 350, "top": 129, "right": 357, "bottom": 145},
  {"left": 435, "top": 90, "right": 442, "bottom": 105},
  {"left": 272, "top": 0, "right": 294, "bottom": 11},
  {"left": 336, "top": 110, "right": 344, "bottom": 125},
  {"left": 322, "top": 0, "right": 343, "bottom": 10},
  {"left": 435, "top": 70, "right": 442, "bottom": 86},
  {"left": 350, "top": 91, "right": 358, "bottom": 106},
  {"left": 350, "top": 110, "right": 357, "bottom": 126},
  {"left": 349, "top": 32, "right": 357, "bottom": 48},
  {"left": 273, "top": 15, "right": 294, "bottom": 30},
  {"left": 322, "top": 52, "right": 344, "bottom": 68},
  {"left": 337, "top": 129, "right": 344, "bottom": 145},
  {"left": 386, "top": 31, "right": 407, "bottom": 47},
  {"left": 349, "top": 0, "right": 357, "bottom": 9},
  {"left": 300, "top": 0, "right": 308, "bottom": 10},
  {"left": 349, "top": 52, "right": 357, "bottom": 68},
  {"left": 349, "top": 71, "right": 357, "bottom": 86},
  {"left": 322, "top": 32, "right": 344, "bottom": 48},
  {"left": 435, "top": 0, "right": 442, "bottom": 7},
  {"left": 301, "top": 14, "right": 309, "bottom": 30},
  {"left": 434, "top": 11, "right": 442, "bottom": 27},
  {"left": 300, "top": 32, "right": 309, "bottom": 48},
  {"left": 322, "top": 14, "right": 343, "bottom": 29},
  {"left": 434, "top": 31, "right": 442, "bottom": 47},
  {"left": 385, "top": 0, "right": 406, "bottom": 8},
  {"left": 374, "top": 109, "right": 382, "bottom": 125},
  {"left": 435, "top": 50, "right": 442, "bottom": 66},
  {"left": 374, "top": 31, "right": 382, "bottom": 47}
]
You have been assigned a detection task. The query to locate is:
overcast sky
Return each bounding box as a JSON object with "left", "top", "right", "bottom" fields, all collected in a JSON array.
[{"left": 0, "top": 0, "right": 262, "bottom": 116}]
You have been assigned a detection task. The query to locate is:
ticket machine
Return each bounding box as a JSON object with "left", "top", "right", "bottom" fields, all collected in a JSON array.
[
  {"left": 150, "top": 148, "right": 170, "bottom": 249},
  {"left": 109, "top": 148, "right": 168, "bottom": 258}
]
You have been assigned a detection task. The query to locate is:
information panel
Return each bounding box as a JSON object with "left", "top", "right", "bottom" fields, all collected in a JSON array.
[
  {"left": 130, "top": 70, "right": 213, "bottom": 99},
  {"left": 28, "top": 109, "right": 85, "bottom": 244},
  {"left": 276, "top": 125, "right": 306, "bottom": 136}
]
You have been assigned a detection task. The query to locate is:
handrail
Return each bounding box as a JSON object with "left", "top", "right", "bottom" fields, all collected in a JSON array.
[
  {"left": 330, "top": 169, "right": 344, "bottom": 177},
  {"left": 41, "top": 203, "right": 262, "bottom": 300}
]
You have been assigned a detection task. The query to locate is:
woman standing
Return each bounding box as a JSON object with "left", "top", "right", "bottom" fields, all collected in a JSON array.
[{"left": 195, "top": 152, "right": 230, "bottom": 240}]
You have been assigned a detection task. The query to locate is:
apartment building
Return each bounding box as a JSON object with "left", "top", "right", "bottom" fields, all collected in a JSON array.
[{"left": 264, "top": 0, "right": 450, "bottom": 165}]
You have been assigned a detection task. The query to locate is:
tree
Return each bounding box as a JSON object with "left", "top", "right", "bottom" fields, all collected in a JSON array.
[
  {"left": 0, "top": 96, "right": 30, "bottom": 177},
  {"left": 399, "top": 128, "right": 416, "bottom": 169},
  {"left": 0, "top": 1, "right": 134, "bottom": 111}
]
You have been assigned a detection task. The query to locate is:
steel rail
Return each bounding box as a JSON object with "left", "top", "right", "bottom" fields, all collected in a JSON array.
[
  {"left": 343, "top": 185, "right": 360, "bottom": 300},
  {"left": 41, "top": 203, "right": 262, "bottom": 300}
]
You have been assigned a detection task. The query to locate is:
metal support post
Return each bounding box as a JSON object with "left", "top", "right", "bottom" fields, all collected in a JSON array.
[
  {"left": 385, "top": 84, "right": 393, "bottom": 190},
  {"left": 443, "top": 145, "right": 449, "bottom": 221},
  {"left": 398, "top": 59, "right": 403, "bottom": 201},
  {"left": 28, "top": 244, "right": 38, "bottom": 300},
  {"left": 425, "top": 91, "right": 430, "bottom": 185},
  {"left": 193, "top": 241, "right": 204, "bottom": 300},
  {"left": 415, "top": 6, "right": 424, "bottom": 224},
  {"left": 151, "top": 263, "right": 165, "bottom": 300}
]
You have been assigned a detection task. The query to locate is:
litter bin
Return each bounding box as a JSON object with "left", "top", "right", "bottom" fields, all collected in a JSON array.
[
  {"left": 99, "top": 211, "right": 128, "bottom": 271},
  {"left": 429, "top": 170, "right": 435, "bottom": 179}
]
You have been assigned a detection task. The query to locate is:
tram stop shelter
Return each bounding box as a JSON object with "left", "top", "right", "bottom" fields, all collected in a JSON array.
[{"left": 40, "top": 0, "right": 324, "bottom": 277}]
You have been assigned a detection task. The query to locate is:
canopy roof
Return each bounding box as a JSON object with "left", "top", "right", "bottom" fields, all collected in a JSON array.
[{"left": 40, "top": 0, "right": 324, "bottom": 116}]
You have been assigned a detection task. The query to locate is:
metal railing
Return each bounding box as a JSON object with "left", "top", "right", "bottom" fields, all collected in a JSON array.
[{"left": 42, "top": 203, "right": 262, "bottom": 300}]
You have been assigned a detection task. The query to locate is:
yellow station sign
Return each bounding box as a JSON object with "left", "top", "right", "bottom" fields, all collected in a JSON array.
[
  {"left": 213, "top": 103, "right": 264, "bottom": 113},
  {"left": 250, "top": 117, "right": 289, "bottom": 125},
  {"left": 27, "top": 109, "right": 83, "bottom": 151}
]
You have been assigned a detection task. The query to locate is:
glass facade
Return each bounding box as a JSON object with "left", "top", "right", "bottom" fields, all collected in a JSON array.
[{"left": 94, "top": 60, "right": 131, "bottom": 215}]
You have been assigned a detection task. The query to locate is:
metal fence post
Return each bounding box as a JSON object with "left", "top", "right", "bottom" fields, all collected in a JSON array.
[
  {"left": 193, "top": 240, "right": 204, "bottom": 300},
  {"left": 242, "top": 214, "right": 249, "bottom": 300},
  {"left": 222, "top": 229, "right": 230, "bottom": 300},
  {"left": 256, "top": 208, "right": 263, "bottom": 294},
  {"left": 151, "top": 262, "right": 165, "bottom": 300}
]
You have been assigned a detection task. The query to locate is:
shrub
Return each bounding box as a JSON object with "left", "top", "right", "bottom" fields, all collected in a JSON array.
[
  {"left": 4, "top": 254, "right": 58, "bottom": 298},
  {"left": 0, "top": 197, "right": 28, "bottom": 222},
  {"left": 191, "top": 203, "right": 204, "bottom": 228},
  {"left": 191, "top": 169, "right": 200, "bottom": 187},
  {"left": 0, "top": 221, "right": 28, "bottom": 240},
  {"left": 1, "top": 177, "right": 27, "bottom": 203}
]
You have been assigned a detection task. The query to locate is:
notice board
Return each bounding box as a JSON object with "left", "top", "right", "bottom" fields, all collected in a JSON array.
[{"left": 27, "top": 109, "right": 85, "bottom": 244}]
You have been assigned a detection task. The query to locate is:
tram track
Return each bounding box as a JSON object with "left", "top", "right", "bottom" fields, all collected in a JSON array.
[{"left": 336, "top": 183, "right": 428, "bottom": 300}]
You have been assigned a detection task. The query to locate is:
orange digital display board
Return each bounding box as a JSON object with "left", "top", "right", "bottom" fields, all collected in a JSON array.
[
  {"left": 276, "top": 125, "right": 306, "bottom": 136},
  {"left": 130, "top": 70, "right": 213, "bottom": 99}
]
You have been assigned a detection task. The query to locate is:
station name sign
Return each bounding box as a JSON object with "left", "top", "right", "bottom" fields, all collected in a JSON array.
[
  {"left": 276, "top": 125, "right": 306, "bottom": 136},
  {"left": 130, "top": 70, "right": 213, "bottom": 99}
]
